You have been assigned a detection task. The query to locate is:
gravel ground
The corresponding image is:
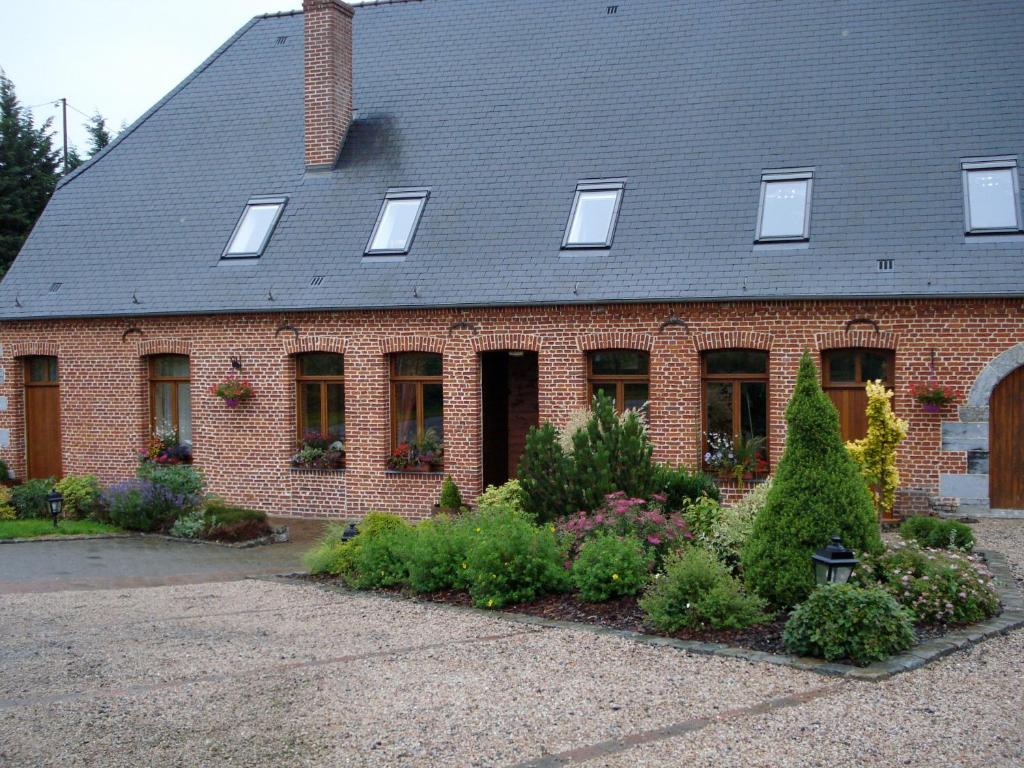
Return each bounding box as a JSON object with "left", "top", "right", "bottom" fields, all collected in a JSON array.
[{"left": 0, "top": 520, "right": 1022, "bottom": 767}]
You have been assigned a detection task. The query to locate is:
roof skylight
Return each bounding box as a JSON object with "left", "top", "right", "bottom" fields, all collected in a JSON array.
[
  {"left": 223, "top": 197, "right": 286, "bottom": 258},
  {"left": 366, "top": 191, "right": 429, "bottom": 256}
]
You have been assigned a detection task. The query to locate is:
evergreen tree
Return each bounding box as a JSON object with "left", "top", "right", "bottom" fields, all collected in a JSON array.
[
  {"left": 84, "top": 112, "right": 111, "bottom": 156},
  {"left": 742, "top": 352, "right": 882, "bottom": 607},
  {"left": 0, "top": 72, "right": 61, "bottom": 276},
  {"left": 517, "top": 423, "right": 575, "bottom": 522},
  {"left": 65, "top": 145, "right": 84, "bottom": 172}
]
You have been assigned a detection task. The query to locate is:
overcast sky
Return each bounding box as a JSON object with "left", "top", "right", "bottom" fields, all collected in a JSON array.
[{"left": 0, "top": 1, "right": 316, "bottom": 155}]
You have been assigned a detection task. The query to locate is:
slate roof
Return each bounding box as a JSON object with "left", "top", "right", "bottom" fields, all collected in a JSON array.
[{"left": 2, "top": 0, "right": 1023, "bottom": 320}]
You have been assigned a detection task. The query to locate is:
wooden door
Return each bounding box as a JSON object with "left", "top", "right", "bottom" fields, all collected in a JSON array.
[
  {"left": 24, "top": 356, "right": 62, "bottom": 480},
  {"left": 991, "top": 366, "right": 1024, "bottom": 509},
  {"left": 822, "top": 349, "right": 894, "bottom": 442}
]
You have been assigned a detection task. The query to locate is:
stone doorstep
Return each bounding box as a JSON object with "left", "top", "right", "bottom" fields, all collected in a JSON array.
[{"left": 276, "top": 545, "right": 1024, "bottom": 683}]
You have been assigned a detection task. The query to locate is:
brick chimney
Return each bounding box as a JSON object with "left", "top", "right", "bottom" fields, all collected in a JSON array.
[{"left": 303, "top": 0, "right": 354, "bottom": 171}]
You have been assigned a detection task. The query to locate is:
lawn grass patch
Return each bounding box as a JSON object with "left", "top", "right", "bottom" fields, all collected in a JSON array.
[{"left": 0, "top": 519, "right": 123, "bottom": 540}]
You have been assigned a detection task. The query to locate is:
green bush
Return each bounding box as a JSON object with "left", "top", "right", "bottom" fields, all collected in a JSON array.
[
  {"left": 898, "top": 516, "right": 974, "bottom": 551},
  {"left": 783, "top": 584, "right": 915, "bottom": 665},
  {"left": 571, "top": 533, "right": 651, "bottom": 602},
  {"left": 702, "top": 478, "right": 771, "bottom": 574},
  {"left": 101, "top": 479, "right": 180, "bottom": 532},
  {"left": 463, "top": 507, "right": 570, "bottom": 608},
  {"left": 334, "top": 512, "right": 413, "bottom": 589},
  {"left": 303, "top": 523, "right": 355, "bottom": 575},
  {"left": 852, "top": 543, "right": 999, "bottom": 624},
  {"left": 54, "top": 475, "right": 102, "bottom": 519},
  {"left": 640, "top": 547, "right": 769, "bottom": 632},
  {"left": 742, "top": 353, "right": 882, "bottom": 607},
  {"left": 11, "top": 478, "right": 54, "bottom": 519},
  {"left": 518, "top": 423, "right": 576, "bottom": 522},
  {"left": 136, "top": 463, "right": 204, "bottom": 509},
  {"left": 653, "top": 464, "right": 721, "bottom": 509},
  {"left": 0, "top": 486, "right": 15, "bottom": 520},
  {"left": 405, "top": 514, "right": 475, "bottom": 593},
  {"left": 682, "top": 496, "right": 723, "bottom": 539},
  {"left": 169, "top": 508, "right": 206, "bottom": 539},
  {"left": 475, "top": 480, "right": 525, "bottom": 514},
  {"left": 438, "top": 476, "right": 463, "bottom": 511}
]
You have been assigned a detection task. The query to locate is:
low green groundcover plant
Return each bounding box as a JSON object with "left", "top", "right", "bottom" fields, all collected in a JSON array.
[
  {"left": 783, "top": 584, "right": 915, "bottom": 665},
  {"left": 571, "top": 533, "right": 650, "bottom": 602},
  {"left": 11, "top": 478, "right": 54, "bottom": 519},
  {"left": 640, "top": 547, "right": 770, "bottom": 632},
  {"left": 898, "top": 516, "right": 974, "bottom": 551},
  {"left": 851, "top": 542, "right": 999, "bottom": 624},
  {"left": 0, "top": 519, "right": 122, "bottom": 540}
]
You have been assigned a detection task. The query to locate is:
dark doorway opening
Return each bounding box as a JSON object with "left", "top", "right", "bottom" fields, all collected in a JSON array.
[{"left": 481, "top": 351, "right": 539, "bottom": 489}]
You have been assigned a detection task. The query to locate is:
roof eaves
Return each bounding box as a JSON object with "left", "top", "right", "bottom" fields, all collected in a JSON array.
[{"left": 55, "top": 15, "right": 265, "bottom": 190}]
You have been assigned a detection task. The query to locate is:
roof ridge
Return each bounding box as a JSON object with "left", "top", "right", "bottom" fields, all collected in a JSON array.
[{"left": 56, "top": 15, "right": 265, "bottom": 190}]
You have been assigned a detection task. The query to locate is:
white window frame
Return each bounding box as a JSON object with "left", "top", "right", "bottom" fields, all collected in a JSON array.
[
  {"left": 562, "top": 180, "right": 626, "bottom": 249},
  {"left": 365, "top": 189, "right": 430, "bottom": 256},
  {"left": 755, "top": 169, "right": 814, "bottom": 242},
  {"left": 961, "top": 157, "right": 1022, "bottom": 234},
  {"left": 221, "top": 196, "right": 287, "bottom": 259}
]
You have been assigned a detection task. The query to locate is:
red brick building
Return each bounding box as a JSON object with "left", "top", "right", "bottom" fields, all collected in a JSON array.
[{"left": 1, "top": 1, "right": 1023, "bottom": 519}]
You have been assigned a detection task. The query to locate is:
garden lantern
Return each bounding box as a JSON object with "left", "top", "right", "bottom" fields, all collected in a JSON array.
[
  {"left": 341, "top": 522, "right": 359, "bottom": 542},
  {"left": 812, "top": 536, "right": 859, "bottom": 585},
  {"left": 46, "top": 490, "right": 64, "bottom": 529}
]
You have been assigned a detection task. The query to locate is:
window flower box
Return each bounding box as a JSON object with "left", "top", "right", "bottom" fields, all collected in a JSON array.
[{"left": 911, "top": 382, "right": 959, "bottom": 412}]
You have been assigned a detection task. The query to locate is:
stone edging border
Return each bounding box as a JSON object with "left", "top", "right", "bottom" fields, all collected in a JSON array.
[
  {"left": 274, "top": 547, "right": 1024, "bottom": 683},
  {"left": 0, "top": 527, "right": 289, "bottom": 549},
  {"left": 0, "top": 533, "right": 135, "bottom": 545}
]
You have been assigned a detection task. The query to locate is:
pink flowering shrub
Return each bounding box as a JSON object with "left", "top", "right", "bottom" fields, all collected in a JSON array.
[
  {"left": 851, "top": 541, "right": 1000, "bottom": 624},
  {"left": 561, "top": 492, "right": 692, "bottom": 567}
]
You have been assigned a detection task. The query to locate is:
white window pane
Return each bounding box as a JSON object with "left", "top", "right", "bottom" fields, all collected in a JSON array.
[
  {"left": 177, "top": 383, "right": 192, "bottom": 446},
  {"left": 760, "top": 180, "right": 808, "bottom": 238},
  {"left": 568, "top": 190, "right": 619, "bottom": 245},
  {"left": 370, "top": 198, "right": 422, "bottom": 252},
  {"left": 968, "top": 168, "right": 1019, "bottom": 230},
  {"left": 227, "top": 204, "right": 281, "bottom": 254}
]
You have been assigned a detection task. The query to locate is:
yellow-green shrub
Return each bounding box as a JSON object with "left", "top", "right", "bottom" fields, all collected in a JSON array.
[{"left": 846, "top": 381, "right": 907, "bottom": 519}]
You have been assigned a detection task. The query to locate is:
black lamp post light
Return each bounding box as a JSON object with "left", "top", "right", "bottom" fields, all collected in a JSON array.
[
  {"left": 812, "top": 535, "right": 859, "bottom": 585},
  {"left": 46, "top": 490, "right": 64, "bottom": 529},
  {"left": 341, "top": 522, "right": 359, "bottom": 542}
]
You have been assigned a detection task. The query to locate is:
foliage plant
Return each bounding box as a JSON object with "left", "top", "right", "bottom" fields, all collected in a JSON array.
[
  {"left": 910, "top": 381, "right": 960, "bottom": 410},
  {"left": 560, "top": 492, "right": 691, "bottom": 568},
  {"left": 742, "top": 352, "right": 882, "bottom": 607},
  {"left": 704, "top": 433, "right": 766, "bottom": 491},
  {"left": 100, "top": 479, "right": 182, "bottom": 532},
  {"left": 404, "top": 514, "right": 475, "bottom": 593},
  {"left": 652, "top": 463, "right": 721, "bottom": 508},
  {"left": 681, "top": 496, "right": 723, "bottom": 540},
  {"left": 210, "top": 376, "right": 255, "bottom": 407},
  {"left": 438, "top": 476, "right": 464, "bottom": 511},
  {"left": 846, "top": 381, "right": 908, "bottom": 520},
  {"left": 136, "top": 462, "right": 204, "bottom": 511},
  {"left": 387, "top": 428, "right": 444, "bottom": 470},
  {"left": 701, "top": 478, "right": 772, "bottom": 574},
  {"left": 463, "top": 506, "right": 570, "bottom": 608},
  {"left": 571, "top": 533, "right": 651, "bottom": 602},
  {"left": 783, "top": 584, "right": 915, "bottom": 665},
  {"left": 291, "top": 430, "right": 345, "bottom": 470},
  {"left": 640, "top": 547, "right": 770, "bottom": 632},
  {"left": 898, "top": 516, "right": 974, "bottom": 551},
  {"left": 54, "top": 475, "right": 102, "bottom": 519},
  {"left": 518, "top": 422, "right": 576, "bottom": 521},
  {"left": 475, "top": 480, "right": 526, "bottom": 514},
  {"left": 140, "top": 421, "right": 191, "bottom": 465},
  {"left": 303, "top": 523, "right": 355, "bottom": 575},
  {"left": 169, "top": 508, "right": 206, "bottom": 539},
  {"left": 0, "top": 486, "right": 15, "bottom": 520},
  {"left": 202, "top": 501, "right": 270, "bottom": 542},
  {"left": 11, "top": 478, "right": 54, "bottom": 519},
  {"left": 851, "top": 542, "right": 999, "bottom": 624},
  {"left": 335, "top": 512, "right": 413, "bottom": 589}
]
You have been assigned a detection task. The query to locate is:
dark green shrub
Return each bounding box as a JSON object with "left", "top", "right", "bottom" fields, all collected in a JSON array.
[
  {"left": 136, "top": 463, "right": 204, "bottom": 509},
  {"left": 438, "top": 476, "right": 463, "bottom": 511},
  {"left": 11, "top": 478, "right": 54, "bottom": 518},
  {"left": 898, "top": 516, "right": 974, "bottom": 551},
  {"left": 339, "top": 512, "right": 413, "bottom": 589},
  {"left": 0, "top": 459, "right": 10, "bottom": 481},
  {"left": 783, "top": 584, "right": 915, "bottom": 665},
  {"left": 405, "top": 514, "right": 475, "bottom": 593},
  {"left": 100, "top": 479, "right": 179, "bottom": 532},
  {"left": 742, "top": 352, "right": 882, "bottom": 607},
  {"left": 463, "top": 507, "right": 570, "bottom": 608},
  {"left": 852, "top": 543, "right": 999, "bottom": 624},
  {"left": 518, "top": 423, "right": 576, "bottom": 522},
  {"left": 640, "top": 548, "right": 770, "bottom": 632},
  {"left": 571, "top": 533, "right": 651, "bottom": 602},
  {"left": 54, "top": 475, "right": 102, "bottom": 519},
  {"left": 653, "top": 464, "right": 721, "bottom": 509}
]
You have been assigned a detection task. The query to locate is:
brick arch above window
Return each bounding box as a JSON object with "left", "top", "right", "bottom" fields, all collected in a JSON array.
[
  {"left": 282, "top": 335, "right": 347, "bottom": 357},
  {"left": 10, "top": 341, "right": 60, "bottom": 358},
  {"left": 136, "top": 338, "right": 191, "bottom": 358},
  {"left": 691, "top": 331, "right": 773, "bottom": 353},
  {"left": 378, "top": 336, "right": 446, "bottom": 355},
  {"left": 577, "top": 332, "right": 655, "bottom": 353},
  {"left": 471, "top": 333, "right": 542, "bottom": 353},
  {"left": 815, "top": 330, "right": 898, "bottom": 352}
]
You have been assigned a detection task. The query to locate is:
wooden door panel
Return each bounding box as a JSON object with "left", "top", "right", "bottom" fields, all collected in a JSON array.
[
  {"left": 25, "top": 386, "right": 62, "bottom": 479},
  {"left": 991, "top": 366, "right": 1024, "bottom": 509},
  {"left": 826, "top": 389, "right": 868, "bottom": 442}
]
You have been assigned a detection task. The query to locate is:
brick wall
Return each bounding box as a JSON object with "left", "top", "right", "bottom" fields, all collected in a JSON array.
[{"left": 1, "top": 298, "right": 1021, "bottom": 520}]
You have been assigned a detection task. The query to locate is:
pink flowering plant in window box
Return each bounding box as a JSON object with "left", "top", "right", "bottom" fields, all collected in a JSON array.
[{"left": 560, "top": 491, "right": 692, "bottom": 568}]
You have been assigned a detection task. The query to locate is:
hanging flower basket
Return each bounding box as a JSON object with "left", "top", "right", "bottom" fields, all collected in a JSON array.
[
  {"left": 911, "top": 381, "right": 959, "bottom": 412},
  {"left": 210, "top": 376, "right": 255, "bottom": 408}
]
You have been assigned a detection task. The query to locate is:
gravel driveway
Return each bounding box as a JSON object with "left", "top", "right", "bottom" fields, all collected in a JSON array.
[{"left": 1, "top": 521, "right": 1022, "bottom": 767}]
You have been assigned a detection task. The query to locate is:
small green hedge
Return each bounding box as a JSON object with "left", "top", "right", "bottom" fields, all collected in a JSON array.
[
  {"left": 783, "top": 584, "right": 915, "bottom": 665},
  {"left": 571, "top": 533, "right": 650, "bottom": 602},
  {"left": 898, "top": 516, "right": 974, "bottom": 551}
]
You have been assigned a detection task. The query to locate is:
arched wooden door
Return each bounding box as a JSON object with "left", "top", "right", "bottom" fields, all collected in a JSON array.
[
  {"left": 23, "top": 356, "right": 62, "bottom": 480},
  {"left": 991, "top": 365, "right": 1024, "bottom": 509}
]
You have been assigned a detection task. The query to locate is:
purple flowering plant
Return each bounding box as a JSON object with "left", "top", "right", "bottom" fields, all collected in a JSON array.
[{"left": 560, "top": 491, "right": 692, "bottom": 567}]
